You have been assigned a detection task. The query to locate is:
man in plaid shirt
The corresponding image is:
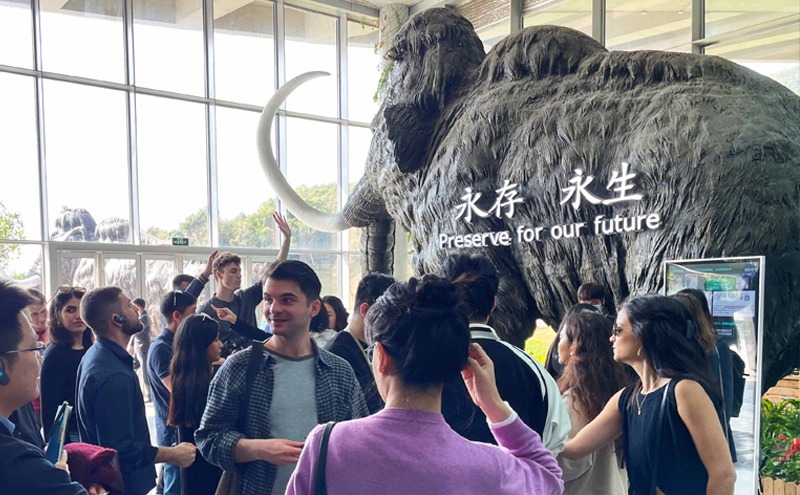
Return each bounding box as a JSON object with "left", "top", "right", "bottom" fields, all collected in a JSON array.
[{"left": 196, "top": 260, "right": 367, "bottom": 495}]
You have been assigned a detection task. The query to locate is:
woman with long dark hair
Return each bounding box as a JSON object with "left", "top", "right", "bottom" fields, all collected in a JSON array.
[
  {"left": 287, "top": 276, "right": 563, "bottom": 495},
  {"left": 40, "top": 286, "right": 93, "bottom": 443},
  {"left": 556, "top": 307, "right": 628, "bottom": 494},
  {"left": 322, "top": 295, "right": 349, "bottom": 332},
  {"left": 562, "top": 294, "right": 735, "bottom": 495},
  {"left": 673, "top": 289, "right": 737, "bottom": 462},
  {"left": 168, "top": 314, "right": 223, "bottom": 495}
]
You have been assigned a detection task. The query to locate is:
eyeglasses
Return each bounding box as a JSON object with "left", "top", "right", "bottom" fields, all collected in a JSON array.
[
  {"left": 49, "top": 286, "right": 86, "bottom": 304},
  {"left": 365, "top": 343, "right": 376, "bottom": 363},
  {"left": 0, "top": 342, "right": 46, "bottom": 358}
]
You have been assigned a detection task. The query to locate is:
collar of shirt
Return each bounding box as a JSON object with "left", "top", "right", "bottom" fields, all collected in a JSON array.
[
  {"left": 469, "top": 323, "right": 501, "bottom": 340},
  {"left": 158, "top": 327, "right": 175, "bottom": 343},
  {"left": 263, "top": 337, "right": 338, "bottom": 370},
  {"left": 0, "top": 414, "right": 16, "bottom": 435},
  {"left": 96, "top": 337, "right": 135, "bottom": 367}
]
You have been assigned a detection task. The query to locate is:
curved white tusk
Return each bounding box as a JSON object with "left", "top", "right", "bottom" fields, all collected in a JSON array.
[{"left": 257, "top": 71, "right": 351, "bottom": 233}]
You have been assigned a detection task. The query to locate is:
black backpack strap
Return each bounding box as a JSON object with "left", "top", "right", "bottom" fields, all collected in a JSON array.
[
  {"left": 314, "top": 422, "right": 336, "bottom": 495},
  {"left": 236, "top": 342, "right": 264, "bottom": 432},
  {"left": 650, "top": 381, "right": 673, "bottom": 495}
]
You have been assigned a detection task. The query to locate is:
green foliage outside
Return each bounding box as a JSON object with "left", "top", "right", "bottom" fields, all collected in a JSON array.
[
  {"left": 761, "top": 397, "right": 800, "bottom": 483},
  {"left": 524, "top": 325, "right": 556, "bottom": 365},
  {"left": 0, "top": 201, "right": 24, "bottom": 271}
]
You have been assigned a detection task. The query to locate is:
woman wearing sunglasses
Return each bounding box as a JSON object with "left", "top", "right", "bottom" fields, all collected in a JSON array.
[
  {"left": 561, "top": 294, "right": 736, "bottom": 495},
  {"left": 40, "top": 286, "right": 93, "bottom": 444},
  {"left": 286, "top": 276, "right": 563, "bottom": 495}
]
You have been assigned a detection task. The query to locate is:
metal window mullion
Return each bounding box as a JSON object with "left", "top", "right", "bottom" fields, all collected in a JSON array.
[
  {"left": 338, "top": 12, "right": 349, "bottom": 298},
  {"left": 692, "top": 0, "right": 705, "bottom": 54},
  {"left": 205, "top": 0, "right": 219, "bottom": 247},
  {"left": 510, "top": 0, "right": 523, "bottom": 34},
  {"left": 592, "top": 0, "right": 605, "bottom": 45},
  {"left": 31, "top": 0, "right": 49, "bottom": 246},
  {"left": 123, "top": 0, "right": 140, "bottom": 244},
  {"left": 276, "top": 0, "right": 288, "bottom": 230}
]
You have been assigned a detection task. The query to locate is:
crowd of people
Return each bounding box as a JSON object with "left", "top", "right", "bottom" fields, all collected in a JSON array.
[{"left": 0, "top": 215, "right": 739, "bottom": 495}]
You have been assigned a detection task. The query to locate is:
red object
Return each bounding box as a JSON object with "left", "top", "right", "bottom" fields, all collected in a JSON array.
[{"left": 63, "top": 442, "right": 125, "bottom": 495}]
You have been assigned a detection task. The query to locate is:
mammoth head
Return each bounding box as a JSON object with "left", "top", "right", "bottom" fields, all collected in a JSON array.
[{"left": 381, "top": 8, "right": 485, "bottom": 174}]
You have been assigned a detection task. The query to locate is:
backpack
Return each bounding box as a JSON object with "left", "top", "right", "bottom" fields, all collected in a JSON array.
[{"left": 730, "top": 351, "right": 746, "bottom": 417}]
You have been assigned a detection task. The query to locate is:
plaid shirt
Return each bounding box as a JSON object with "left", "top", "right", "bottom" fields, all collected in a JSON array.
[{"left": 195, "top": 340, "right": 368, "bottom": 495}]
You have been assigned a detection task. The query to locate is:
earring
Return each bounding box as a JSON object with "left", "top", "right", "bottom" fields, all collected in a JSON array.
[{"left": 636, "top": 347, "right": 642, "bottom": 357}]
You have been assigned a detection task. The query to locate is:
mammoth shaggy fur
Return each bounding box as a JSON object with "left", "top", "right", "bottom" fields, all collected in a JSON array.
[{"left": 342, "top": 8, "right": 800, "bottom": 388}]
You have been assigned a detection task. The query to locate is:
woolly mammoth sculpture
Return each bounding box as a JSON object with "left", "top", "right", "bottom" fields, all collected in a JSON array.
[{"left": 258, "top": 8, "right": 800, "bottom": 387}]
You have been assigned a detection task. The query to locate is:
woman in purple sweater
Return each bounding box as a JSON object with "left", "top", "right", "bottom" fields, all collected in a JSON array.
[{"left": 287, "top": 275, "right": 564, "bottom": 495}]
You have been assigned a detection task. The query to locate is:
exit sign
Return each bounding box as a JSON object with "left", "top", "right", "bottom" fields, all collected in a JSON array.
[{"left": 172, "top": 237, "right": 189, "bottom": 246}]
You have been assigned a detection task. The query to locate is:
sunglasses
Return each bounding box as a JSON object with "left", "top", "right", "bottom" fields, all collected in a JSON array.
[
  {"left": 0, "top": 342, "right": 46, "bottom": 359},
  {"left": 48, "top": 286, "right": 86, "bottom": 304}
]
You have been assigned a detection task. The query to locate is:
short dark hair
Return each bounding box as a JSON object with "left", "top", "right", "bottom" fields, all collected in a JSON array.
[
  {"left": 677, "top": 288, "right": 711, "bottom": 316},
  {"left": 172, "top": 274, "right": 194, "bottom": 290},
  {"left": 27, "top": 288, "right": 46, "bottom": 306},
  {"left": 49, "top": 287, "right": 92, "bottom": 348},
  {"left": 354, "top": 274, "right": 395, "bottom": 311},
  {"left": 213, "top": 252, "right": 241, "bottom": 277},
  {"left": 578, "top": 282, "right": 605, "bottom": 302},
  {"left": 132, "top": 298, "right": 146, "bottom": 309},
  {"left": 439, "top": 254, "right": 499, "bottom": 320},
  {"left": 161, "top": 291, "right": 197, "bottom": 324},
  {"left": 0, "top": 281, "right": 35, "bottom": 364},
  {"left": 366, "top": 275, "right": 470, "bottom": 388},
  {"left": 265, "top": 260, "right": 321, "bottom": 302},
  {"left": 310, "top": 300, "right": 329, "bottom": 333},
  {"left": 81, "top": 287, "right": 123, "bottom": 337}
]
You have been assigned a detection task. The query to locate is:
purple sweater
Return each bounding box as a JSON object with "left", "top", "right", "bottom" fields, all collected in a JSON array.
[{"left": 286, "top": 407, "right": 564, "bottom": 495}]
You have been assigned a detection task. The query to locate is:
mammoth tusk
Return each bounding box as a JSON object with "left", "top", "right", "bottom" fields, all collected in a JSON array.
[{"left": 257, "top": 71, "right": 352, "bottom": 233}]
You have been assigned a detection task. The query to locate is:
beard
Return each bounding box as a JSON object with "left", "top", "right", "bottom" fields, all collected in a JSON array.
[{"left": 122, "top": 319, "right": 144, "bottom": 336}]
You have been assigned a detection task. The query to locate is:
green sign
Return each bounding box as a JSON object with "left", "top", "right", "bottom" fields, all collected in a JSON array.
[{"left": 172, "top": 237, "right": 189, "bottom": 246}]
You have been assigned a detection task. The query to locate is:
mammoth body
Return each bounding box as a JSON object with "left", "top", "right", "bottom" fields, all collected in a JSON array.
[{"left": 264, "top": 9, "right": 800, "bottom": 386}]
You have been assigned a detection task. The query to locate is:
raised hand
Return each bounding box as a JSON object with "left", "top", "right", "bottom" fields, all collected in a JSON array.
[
  {"left": 461, "top": 343, "right": 511, "bottom": 424},
  {"left": 203, "top": 249, "right": 220, "bottom": 279},
  {"left": 211, "top": 304, "right": 237, "bottom": 324},
  {"left": 273, "top": 211, "right": 292, "bottom": 239}
]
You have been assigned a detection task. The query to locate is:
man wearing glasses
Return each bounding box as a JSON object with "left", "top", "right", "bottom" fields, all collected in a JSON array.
[
  {"left": 0, "top": 280, "right": 97, "bottom": 494},
  {"left": 146, "top": 290, "right": 198, "bottom": 495}
]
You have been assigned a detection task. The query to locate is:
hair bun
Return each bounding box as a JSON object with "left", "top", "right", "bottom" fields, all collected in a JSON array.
[{"left": 413, "top": 275, "right": 461, "bottom": 312}]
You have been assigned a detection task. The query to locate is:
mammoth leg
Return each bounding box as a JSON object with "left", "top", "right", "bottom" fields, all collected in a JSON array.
[{"left": 360, "top": 219, "right": 395, "bottom": 276}]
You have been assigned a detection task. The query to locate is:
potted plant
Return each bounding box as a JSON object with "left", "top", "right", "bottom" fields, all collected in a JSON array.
[{"left": 760, "top": 398, "right": 800, "bottom": 493}]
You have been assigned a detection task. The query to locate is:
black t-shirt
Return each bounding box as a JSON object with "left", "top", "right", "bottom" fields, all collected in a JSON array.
[{"left": 326, "top": 331, "right": 383, "bottom": 414}]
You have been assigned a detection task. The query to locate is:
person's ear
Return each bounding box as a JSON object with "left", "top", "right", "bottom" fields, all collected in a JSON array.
[
  {"left": 374, "top": 343, "right": 395, "bottom": 375},
  {"left": 359, "top": 303, "right": 370, "bottom": 318},
  {"left": 172, "top": 310, "right": 182, "bottom": 323},
  {"left": 310, "top": 298, "right": 321, "bottom": 317},
  {"left": 491, "top": 297, "right": 497, "bottom": 314}
]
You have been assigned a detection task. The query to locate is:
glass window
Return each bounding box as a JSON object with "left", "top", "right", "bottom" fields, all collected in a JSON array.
[
  {"left": 0, "top": 73, "right": 40, "bottom": 241},
  {"left": 183, "top": 258, "right": 213, "bottom": 307},
  {"left": 706, "top": 24, "right": 800, "bottom": 95},
  {"left": 285, "top": 7, "right": 338, "bottom": 117},
  {"left": 523, "top": 0, "right": 592, "bottom": 37},
  {"left": 347, "top": 253, "right": 362, "bottom": 309},
  {"left": 103, "top": 256, "right": 138, "bottom": 297},
  {"left": 476, "top": 22, "right": 511, "bottom": 49},
  {"left": 706, "top": 1, "right": 798, "bottom": 39},
  {"left": 43, "top": 81, "right": 129, "bottom": 241},
  {"left": 285, "top": 117, "right": 339, "bottom": 250},
  {"left": 606, "top": 0, "right": 691, "bottom": 51},
  {"left": 214, "top": 0, "right": 276, "bottom": 105},
  {"left": 0, "top": 243, "right": 42, "bottom": 289},
  {"left": 132, "top": 0, "right": 205, "bottom": 95},
  {"left": 215, "top": 106, "right": 278, "bottom": 248},
  {"left": 347, "top": 20, "right": 380, "bottom": 123},
  {"left": 144, "top": 257, "right": 176, "bottom": 328},
  {"left": 136, "top": 95, "right": 209, "bottom": 245},
  {"left": 40, "top": 0, "right": 125, "bottom": 82},
  {"left": 60, "top": 255, "right": 97, "bottom": 290},
  {"left": 0, "top": 0, "right": 33, "bottom": 68},
  {"left": 288, "top": 252, "right": 339, "bottom": 299}
]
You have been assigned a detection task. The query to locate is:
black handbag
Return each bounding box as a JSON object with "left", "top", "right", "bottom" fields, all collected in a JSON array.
[{"left": 314, "top": 422, "right": 337, "bottom": 495}]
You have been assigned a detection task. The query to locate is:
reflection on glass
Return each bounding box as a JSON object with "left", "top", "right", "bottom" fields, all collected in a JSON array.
[
  {"left": 183, "top": 258, "right": 212, "bottom": 308},
  {"left": 0, "top": 1, "right": 33, "bottom": 68},
  {"left": 215, "top": 106, "right": 278, "bottom": 248},
  {"left": 285, "top": 7, "right": 338, "bottom": 117},
  {"left": 347, "top": 20, "right": 380, "bottom": 122},
  {"left": 137, "top": 95, "right": 208, "bottom": 245},
  {"left": 104, "top": 257, "right": 138, "bottom": 297},
  {"left": 43, "top": 81, "right": 129, "bottom": 241},
  {"left": 705, "top": 1, "right": 798, "bottom": 39},
  {"left": 133, "top": 0, "right": 205, "bottom": 95},
  {"left": 288, "top": 253, "right": 339, "bottom": 299},
  {"left": 523, "top": 0, "right": 592, "bottom": 36},
  {"left": 145, "top": 258, "right": 176, "bottom": 330},
  {"left": 606, "top": 0, "right": 691, "bottom": 51},
  {"left": 0, "top": 72, "right": 40, "bottom": 241},
  {"left": 0, "top": 243, "right": 42, "bottom": 290},
  {"left": 40, "top": 0, "right": 125, "bottom": 81},
  {"left": 214, "top": 0, "right": 275, "bottom": 105},
  {"left": 61, "top": 256, "right": 96, "bottom": 291},
  {"left": 286, "top": 117, "right": 338, "bottom": 250}
]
